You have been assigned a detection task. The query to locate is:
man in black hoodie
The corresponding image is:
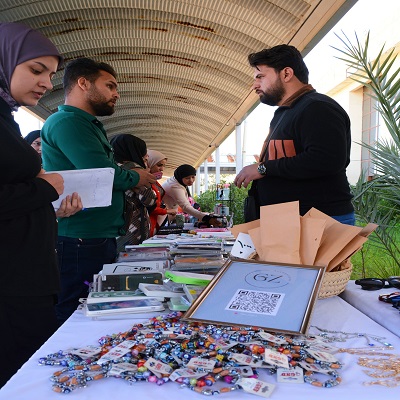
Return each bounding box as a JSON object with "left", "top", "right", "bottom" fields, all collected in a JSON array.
[{"left": 234, "top": 45, "right": 354, "bottom": 225}]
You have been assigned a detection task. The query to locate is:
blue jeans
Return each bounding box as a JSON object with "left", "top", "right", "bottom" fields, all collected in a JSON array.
[
  {"left": 55, "top": 236, "right": 117, "bottom": 324},
  {"left": 331, "top": 211, "right": 356, "bottom": 226}
]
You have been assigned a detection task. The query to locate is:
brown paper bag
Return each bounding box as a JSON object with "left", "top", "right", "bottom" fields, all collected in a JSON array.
[
  {"left": 300, "top": 216, "right": 326, "bottom": 265},
  {"left": 231, "top": 220, "right": 260, "bottom": 238},
  {"left": 259, "top": 201, "right": 301, "bottom": 264},
  {"left": 326, "top": 223, "right": 378, "bottom": 271},
  {"left": 248, "top": 227, "right": 262, "bottom": 260},
  {"left": 313, "top": 222, "right": 362, "bottom": 267}
]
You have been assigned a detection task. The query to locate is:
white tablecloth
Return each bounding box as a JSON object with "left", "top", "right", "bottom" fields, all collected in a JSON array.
[
  {"left": 340, "top": 280, "right": 400, "bottom": 337},
  {"left": 1, "top": 296, "right": 399, "bottom": 400}
]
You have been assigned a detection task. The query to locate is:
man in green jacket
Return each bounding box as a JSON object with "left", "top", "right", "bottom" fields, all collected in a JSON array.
[{"left": 42, "top": 57, "right": 156, "bottom": 324}]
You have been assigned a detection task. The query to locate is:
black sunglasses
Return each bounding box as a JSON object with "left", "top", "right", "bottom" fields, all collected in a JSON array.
[{"left": 355, "top": 277, "right": 400, "bottom": 290}]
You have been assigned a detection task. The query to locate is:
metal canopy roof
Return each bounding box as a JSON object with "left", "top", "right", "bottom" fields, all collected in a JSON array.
[{"left": 1, "top": 0, "right": 356, "bottom": 175}]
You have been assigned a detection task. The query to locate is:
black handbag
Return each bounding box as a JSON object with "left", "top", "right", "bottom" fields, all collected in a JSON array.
[{"left": 244, "top": 181, "right": 260, "bottom": 222}]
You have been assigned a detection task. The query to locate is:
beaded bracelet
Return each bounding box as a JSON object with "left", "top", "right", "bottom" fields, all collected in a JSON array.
[
  {"left": 40, "top": 312, "right": 345, "bottom": 395},
  {"left": 50, "top": 364, "right": 108, "bottom": 393}
]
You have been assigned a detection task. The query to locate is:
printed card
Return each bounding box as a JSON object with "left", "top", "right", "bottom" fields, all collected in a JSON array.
[
  {"left": 108, "top": 362, "right": 138, "bottom": 377},
  {"left": 257, "top": 332, "right": 287, "bottom": 345},
  {"left": 186, "top": 357, "right": 216, "bottom": 371},
  {"left": 264, "top": 349, "right": 290, "bottom": 369},
  {"left": 169, "top": 368, "right": 207, "bottom": 381},
  {"left": 145, "top": 357, "right": 174, "bottom": 377},
  {"left": 239, "top": 377, "right": 276, "bottom": 398},
  {"left": 69, "top": 345, "right": 102, "bottom": 359},
  {"left": 97, "top": 340, "right": 136, "bottom": 364},
  {"left": 277, "top": 367, "right": 304, "bottom": 383},
  {"left": 298, "top": 361, "right": 334, "bottom": 375},
  {"left": 230, "top": 353, "right": 270, "bottom": 368},
  {"left": 305, "top": 349, "right": 339, "bottom": 363},
  {"left": 231, "top": 233, "right": 257, "bottom": 259}
]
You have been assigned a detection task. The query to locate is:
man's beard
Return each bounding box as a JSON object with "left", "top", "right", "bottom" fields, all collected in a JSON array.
[
  {"left": 259, "top": 81, "right": 285, "bottom": 106},
  {"left": 87, "top": 87, "right": 116, "bottom": 116}
]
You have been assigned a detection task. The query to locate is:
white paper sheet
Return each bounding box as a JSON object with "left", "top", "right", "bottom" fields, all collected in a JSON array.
[{"left": 50, "top": 167, "right": 115, "bottom": 209}]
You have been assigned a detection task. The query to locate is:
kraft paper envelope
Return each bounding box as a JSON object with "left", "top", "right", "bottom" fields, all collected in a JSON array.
[
  {"left": 327, "top": 223, "right": 378, "bottom": 271},
  {"left": 300, "top": 216, "right": 326, "bottom": 265},
  {"left": 313, "top": 222, "right": 362, "bottom": 267},
  {"left": 230, "top": 219, "right": 260, "bottom": 238},
  {"left": 327, "top": 236, "right": 368, "bottom": 271},
  {"left": 259, "top": 201, "right": 301, "bottom": 264},
  {"left": 303, "top": 208, "right": 337, "bottom": 243},
  {"left": 248, "top": 227, "right": 262, "bottom": 260}
]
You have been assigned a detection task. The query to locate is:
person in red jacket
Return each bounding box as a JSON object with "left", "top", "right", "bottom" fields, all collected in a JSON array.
[{"left": 146, "top": 149, "right": 176, "bottom": 236}]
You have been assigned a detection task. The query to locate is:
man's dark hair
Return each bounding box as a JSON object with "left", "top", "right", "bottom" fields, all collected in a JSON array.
[
  {"left": 63, "top": 57, "right": 117, "bottom": 93},
  {"left": 248, "top": 44, "right": 309, "bottom": 84}
]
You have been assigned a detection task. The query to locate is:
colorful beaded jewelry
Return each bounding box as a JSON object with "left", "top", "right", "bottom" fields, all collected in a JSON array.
[{"left": 40, "top": 312, "right": 348, "bottom": 395}]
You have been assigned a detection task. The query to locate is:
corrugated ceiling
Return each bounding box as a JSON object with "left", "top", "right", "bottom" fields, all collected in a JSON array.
[{"left": 1, "top": 0, "right": 357, "bottom": 175}]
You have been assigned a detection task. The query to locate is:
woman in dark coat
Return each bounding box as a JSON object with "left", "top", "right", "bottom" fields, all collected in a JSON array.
[{"left": 0, "top": 22, "right": 80, "bottom": 387}]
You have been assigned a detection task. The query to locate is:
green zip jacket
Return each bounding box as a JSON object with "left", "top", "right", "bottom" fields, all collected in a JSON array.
[{"left": 41, "top": 105, "right": 139, "bottom": 238}]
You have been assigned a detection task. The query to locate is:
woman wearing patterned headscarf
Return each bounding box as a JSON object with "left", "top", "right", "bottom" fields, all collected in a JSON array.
[
  {"left": 162, "top": 164, "right": 221, "bottom": 226},
  {"left": 146, "top": 149, "right": 177, "bottom": 236},
  {"left": 0, "top": 22, "right": 81, "bottom": 387},
  {"left": 110, "top": 134, "right": 156, "bottom": 250}
]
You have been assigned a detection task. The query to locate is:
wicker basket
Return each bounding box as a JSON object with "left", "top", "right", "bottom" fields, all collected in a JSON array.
[{"left": 318, "top": 259, "right": 353, "bottom": 299}]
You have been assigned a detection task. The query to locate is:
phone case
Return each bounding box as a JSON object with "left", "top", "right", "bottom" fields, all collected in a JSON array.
[{"left": 98, "top": 272, "right": 163, "bottom": 291}]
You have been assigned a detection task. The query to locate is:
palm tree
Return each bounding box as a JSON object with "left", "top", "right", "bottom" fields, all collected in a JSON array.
[{"left": 333, "top": 32, "right": 400, "bottom": 276}]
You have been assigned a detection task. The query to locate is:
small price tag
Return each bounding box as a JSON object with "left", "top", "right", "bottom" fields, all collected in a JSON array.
[
  {"left": 230, "top": 353, "right": 269, "bottom": 368},
  {"left": 186, "top": 357, "right": 216, "bottom": 371},
  {"left": 264, "top": 349, "right": 289, "bottom": 369},
  {"left": 307, "top": 342, "right": 339, "bottom": 354},
  {"left": 97, "top": 340, "right": 136, "bottom": 364},
  {"left": 144, "top": 357, "right": 173, "bottom": 377},
  {"left": 277, "top": 367, "right": 304, "bottom": 383},
  {"left": 257, "top": 332, "right": 287, "bottom": 345},
  {"left": 169, "top": 368, "right": 207, "bottom": 381},
  {"left": 108, "top": 362, "right": 138, "bottom": 377},
  {"left": 305, "top": 349, "right": 339, "bottom": 363},
  {"left": 69, "top": 345, "right": 102, "bottom": 359},
  {"left": 239, "top": 377, "right": 276, "bottom": 398},
  {"left": 298, "top": 361, "right": 334, "bottom": 375}
]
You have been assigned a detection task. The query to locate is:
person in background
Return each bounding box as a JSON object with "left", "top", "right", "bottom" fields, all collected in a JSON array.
[
  {"left": 110, "top": 134, "right": 156, "bottom": 251},
  {"left": 0, "top": 22, "right": 79, "bottom": 388},
  {"left": 41, "top": 57, "right": 156, "bottom": 324},
  {"left": 234, "top": 44, "right": 354, "bottom": 225},
  {"left": 162, "top": 164, "right": 221, "bottom": 227},
  {"left": 23, "top": 129, "right": 83, "bottom": 218},
  {"left": 146, "top": 149, "right": 177, "bottom": 236},
  {"left": 24, "top": 129, "right": 41, "bottom": 155}
]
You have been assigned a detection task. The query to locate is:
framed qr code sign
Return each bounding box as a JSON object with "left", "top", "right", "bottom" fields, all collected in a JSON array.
[{"left": 183, "top": 258, "right": 325, "bottom": 335}]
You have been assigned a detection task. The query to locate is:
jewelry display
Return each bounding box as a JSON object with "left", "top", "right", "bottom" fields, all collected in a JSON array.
[
  {"left": 310, "top": 326, "right": 393, "bottom": 348},
  {"left": 39, "top": 313, "right": 349, "bottom": 395},
  {"left": 310, "top": 326, "right": 400, "bottom": 387}
]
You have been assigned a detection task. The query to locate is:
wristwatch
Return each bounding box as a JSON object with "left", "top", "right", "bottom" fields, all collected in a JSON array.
[{"left": 257, "top": 162, "right": 267, "bottom": 175}]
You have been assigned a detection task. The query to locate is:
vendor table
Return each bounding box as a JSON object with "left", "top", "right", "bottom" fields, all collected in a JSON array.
[
  {"left": 1, "top": 296, "right": 399, "bottom": 400},
  {"left": 340, "top": 280, "right": 400, "bottom": 337}
]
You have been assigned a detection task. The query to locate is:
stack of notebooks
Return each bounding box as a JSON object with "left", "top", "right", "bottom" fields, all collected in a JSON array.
[{"left": 168, "top": 242, "right": 227, "bottom": 273}]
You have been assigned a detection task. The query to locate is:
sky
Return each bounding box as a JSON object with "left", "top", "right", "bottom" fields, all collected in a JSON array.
[{"left": 14, "top": 0, "right": 398, "bottom": 158}]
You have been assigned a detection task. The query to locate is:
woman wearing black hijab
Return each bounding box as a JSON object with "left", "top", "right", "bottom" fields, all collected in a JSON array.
[
  {"left": 0, "top": 22, "right": 68, "bottom": 387},
  {"left": 110, "top": 134, "right": 156, "bottom": 250},
  {"left": 162, "top": 164, "right": 221, "bottom": 226},
  {"left": 24, "top": 129, "right": 42, "bottom": 155}
]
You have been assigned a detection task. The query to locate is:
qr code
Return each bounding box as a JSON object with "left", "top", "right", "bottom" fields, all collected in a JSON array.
[{"left": 226, "top": 289, "right": 284, "bottom": 316}]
